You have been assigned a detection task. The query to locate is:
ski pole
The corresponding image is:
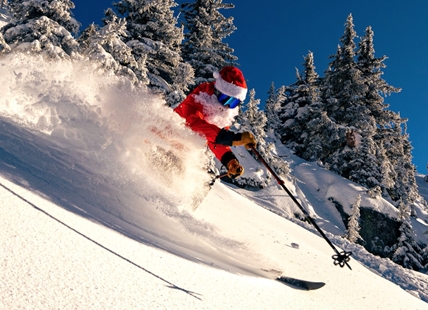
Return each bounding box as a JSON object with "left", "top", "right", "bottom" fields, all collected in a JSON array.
[
  {"left": 216, "top": 173, "right": 229, "bottom": 179},
  {"left": 249, "top": 145, "right": 352, "bottom": 270}
]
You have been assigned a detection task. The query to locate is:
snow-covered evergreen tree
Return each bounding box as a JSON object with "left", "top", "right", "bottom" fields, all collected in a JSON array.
[
  {"left": 383, "top": 119, "right": 420, "bottom": 206},
  {"left": 79, "top": 15, "right": 148, "bottom": 86},
  {"left": 238, "top": 89, "right": 267, "bottom": 142},
  {"left": 321, "top": 15, "right": 364, "bottom": 126},
  {"left": 320, "top": 15, "right": 371, "bottom": 179},
  {"left": 113, "top": 0, "right": 194, "bottom": 106},
  {"left": 344, "top": 127, "right": 382, "bottom": 189},
  {"left": 265, "top": 82, "right": 285, "bottom": 134},
  {"left": 77, "top": 22, "right": 97, "bottom": 50},
  {"left": 391, "top": 199, "right": 424, "bottom": 270},
  {"left": 301, "top": 110, "right": 340, "bottom": 164},
  {"left": 357, "top": 26, "right": 401, "bottom": 126},
  {"left": 276, "top": 15, "right": 418, "bottom": 208},
  {"left": 354, "top": 25, "right": 407, "bottom": 198},
  {"left": 234, "top": 89, "right": 269, "bottom": 187},
  {"left": 274, "top": 52, "right": 340, "bottom": 164},
  {"left": 346, "top": 194, "right": 363, "bottom": 243},
  {"left": 377, "top": 142, "right": 396, "bottom": 197},
  {"left": 3, "top": 0, "right": 80, "bottom": 58},
  {"left": 180, "top": 0, "right": 238, "bottom": 85},
  {"left": 236, "top": 88, "right": 288, "bottom": 187},
  {"left": 278, "top": 52, "right": 322, "bottom": 156},
  {"left": 277, "top": 70, "right": 304, "bottom": 147},
  {"left": 9, "top": 0, "right": 79, "bottom": 33},
  {"left": 242, "top": 89, "right": 288, "bottom": 176}
]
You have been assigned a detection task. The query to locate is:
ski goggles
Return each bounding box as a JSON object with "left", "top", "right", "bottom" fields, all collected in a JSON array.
[{"left": 215, "top": 89, "right": 242, "bottom": 109}]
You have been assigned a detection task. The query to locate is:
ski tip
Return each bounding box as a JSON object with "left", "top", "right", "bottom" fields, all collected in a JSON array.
[{"left": 276, "top": 276, "right": 325, "bottom": 290}]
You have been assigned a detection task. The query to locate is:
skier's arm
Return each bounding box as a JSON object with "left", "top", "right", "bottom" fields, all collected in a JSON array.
[
  {"left": 184, "top": 112, "right": 223, "bottom": 144},
  {"left": 183, "top": 113, "right": 236, "bottom": 164},
  {"left": 174, "top": 103, "right": 232, "bottom": 162},
  {"left": 216, "top": 129, "right": 256, "bottom": 149}
]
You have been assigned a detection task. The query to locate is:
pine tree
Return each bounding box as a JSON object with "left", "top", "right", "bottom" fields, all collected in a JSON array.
[
  {"left": 345, "top": 127, "right": 382, "bottom": 189},
  {"left": 113, "top": 0, "right": 194, "bottom": 106},
  {"left": 321, "top": 14, "right": 365, "bottom": 126},
  {"left": 239, "top": 89, "right": 267, "bottom": 143},
  {"left": 277, "top": 70, "right": 302, "bottom": 147},
  {"left": 308, "top": 15, "right": 416, "bottom": 206},
  {"left": 9, "top": 0, "right": 79, "bottom": 33},
  {"left": 391, "top": 199, "right": 424, "bottom": 270},
  {"left": 180, "top": 0, "right": 238, "bottom": 85},
  {"left": 77, "top": 23, "right": 98, "bottom": 51},
  {"left": 355, "top": 25, "right": 421, "bottom": 207},
  {"left": 357, "top": 26, "right": 401, "bottom": 126},
  {"left": 3, "top": 0, "right": 80, "bottom": 58},
  {"left": 79, "top": 15, "right": 148, "bottom": 86},
  {"left": 320, "top": 14, "right": 369, "bottom": 177},
  {"left": 278, "top": 52, "right": 322, "bottom": 156},
  {"left": 346, "top": 194, "right": 363, "bottom": 243},
  {"left": 382, "top": 118, "right": 419, "bottom": 205},
  {"left": 238, "top": 89, "right": 288, "bottom": 186},
  {"left": 265, "top": 82, "right": 285, "bottom": 134},
  {"left": 272, "top": 53, "right": 341, "bottom": 164},
  {"left": 377, "top": 142, "right": 396, "bottom": 196},
  {"left": 354, "top": 26, "right": 405, "bottom": 196},
  {"left": 300, "top": 110, "right": 340, "bottom": 164}
]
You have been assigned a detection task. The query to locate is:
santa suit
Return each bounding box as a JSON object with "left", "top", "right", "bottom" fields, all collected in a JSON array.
[{"left": 174, "top": 82, "right": 240, "bottom": 166}]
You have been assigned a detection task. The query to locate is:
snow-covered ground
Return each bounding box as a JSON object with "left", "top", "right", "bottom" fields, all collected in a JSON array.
[{"left": 1, "top": 53, "right": 428, "bottom": 309}]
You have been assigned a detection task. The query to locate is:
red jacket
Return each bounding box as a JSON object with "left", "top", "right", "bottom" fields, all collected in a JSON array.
[{"left": 174, "top": 82, "right": 237, "bottom": 165}]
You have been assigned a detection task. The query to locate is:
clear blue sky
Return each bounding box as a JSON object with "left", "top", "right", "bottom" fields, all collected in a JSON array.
[{"left": 72, "top": 0, "right": 428, "bottom": 174}]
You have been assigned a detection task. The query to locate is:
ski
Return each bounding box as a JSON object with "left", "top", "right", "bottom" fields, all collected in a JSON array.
[{"left": 276, "top": 276, "right": 325, "bottom": 290}]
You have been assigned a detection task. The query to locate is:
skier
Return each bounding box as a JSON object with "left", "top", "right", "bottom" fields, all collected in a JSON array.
[{"left": 174, "top": 66, "right": 256, "bottom": 179}]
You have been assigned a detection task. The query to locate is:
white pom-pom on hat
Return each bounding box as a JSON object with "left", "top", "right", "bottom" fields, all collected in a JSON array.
[
  {"left": 213, "top": 66, "right": 247, "bottom": 101},
  {"left": 213, "top": 71, "right": 221, "bottom": 79}
]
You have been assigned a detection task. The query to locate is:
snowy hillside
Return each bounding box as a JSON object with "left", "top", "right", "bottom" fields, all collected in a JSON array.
[{"left": 1, "top": 53, "right": 428, "bottom": 309}]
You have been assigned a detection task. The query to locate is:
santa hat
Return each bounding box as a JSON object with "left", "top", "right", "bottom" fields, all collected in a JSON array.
[{"left": 213, "top": 66, "right": 248, "bottom": 101}]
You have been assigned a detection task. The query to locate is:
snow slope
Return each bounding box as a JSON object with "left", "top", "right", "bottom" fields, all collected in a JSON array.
[
  {"left": 1, "top": 53, "right": 428, "bottom": 309},
  {"left": 2, "top": 176, "right": 428, "bottom": 310}
]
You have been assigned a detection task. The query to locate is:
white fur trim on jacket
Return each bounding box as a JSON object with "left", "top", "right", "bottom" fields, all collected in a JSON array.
[{"left": 193, "top": 92, "right": 239, "bottom": 129}]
